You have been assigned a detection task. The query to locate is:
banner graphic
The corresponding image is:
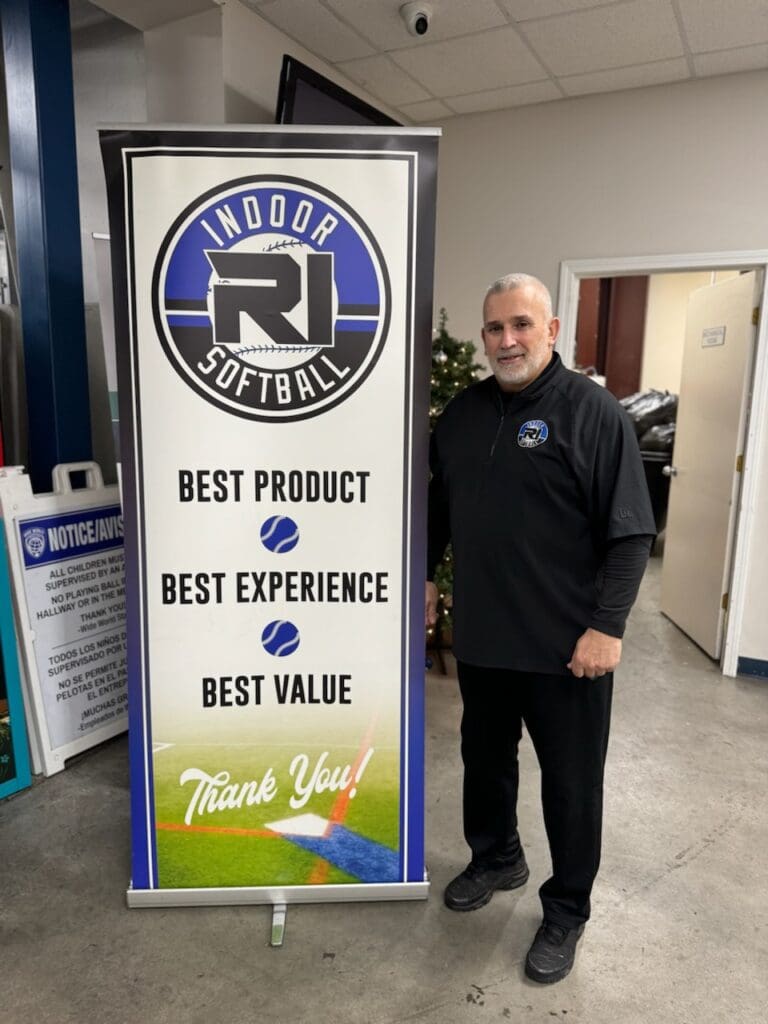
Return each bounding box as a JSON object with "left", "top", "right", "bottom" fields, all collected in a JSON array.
[{"left": 100, "top": 127, "right": 438, "bottom": 901}]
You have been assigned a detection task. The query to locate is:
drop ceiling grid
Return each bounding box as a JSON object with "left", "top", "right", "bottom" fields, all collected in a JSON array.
[
  {"left": 385, "top": 24, "right": 550, "bottom": 96},
  {"left": 81, "top": 0, "right": 768, "bottom": 120}
]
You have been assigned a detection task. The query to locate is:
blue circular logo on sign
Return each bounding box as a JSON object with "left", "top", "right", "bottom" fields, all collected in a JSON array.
[
  {"left": 260, "top": 515, "right": 300, "bottom": 553},
  {"left": 261, "top": 619, "right": 301, "bottom": 657},
  {"left": 152, "top": 176, "right": 390, "bottom": 422},
  {"left": 517, "top": 420, "right": 549, "bottom": 448}
]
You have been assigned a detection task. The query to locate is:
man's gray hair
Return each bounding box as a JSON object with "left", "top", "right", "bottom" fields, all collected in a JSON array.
[{"left": 484, "top": 273, "right": 553, "bottom": 320}]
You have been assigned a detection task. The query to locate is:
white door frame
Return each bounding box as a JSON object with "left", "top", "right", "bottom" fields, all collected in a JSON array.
[{"left": 557, "top": 250, "right": 768, "bottom": 678}]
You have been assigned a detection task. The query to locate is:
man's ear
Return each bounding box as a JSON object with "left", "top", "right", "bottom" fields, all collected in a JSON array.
[{"left": 549, "top": 317, "right": 561, "bottom": 345}]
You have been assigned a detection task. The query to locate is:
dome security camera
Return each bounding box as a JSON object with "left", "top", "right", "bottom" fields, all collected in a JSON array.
[{"left": 400, "top": 2, "right": 433, "bottom": 37}]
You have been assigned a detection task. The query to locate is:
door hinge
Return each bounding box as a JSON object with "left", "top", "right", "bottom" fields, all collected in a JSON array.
[
  {"left": 753, "top": 306, "right": 760, "bottom": 326},
  {"left": 722, "top": 592, "right": 729, "bottom": 611},
  {"left": 736, "top": 454, "right": 744, "bottom": 473}
]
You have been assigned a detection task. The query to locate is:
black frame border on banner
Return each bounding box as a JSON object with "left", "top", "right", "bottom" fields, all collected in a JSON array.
[{"left": 100, "top": 126, "right": 439, "bottom": 906}]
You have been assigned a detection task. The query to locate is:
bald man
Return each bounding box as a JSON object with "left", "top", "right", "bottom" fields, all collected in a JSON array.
[{"left": 426, "top": 273, "right": 655, "bottom": 984}]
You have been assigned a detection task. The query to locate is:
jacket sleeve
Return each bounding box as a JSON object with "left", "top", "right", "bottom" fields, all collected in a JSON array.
[
  {"left": 576, "top": 392, "right": 656, "bottom": 635},
  {"left": 589, "top": 533, "right": 653, "bottom": 637},
  {"left": 426, "top": 429, "right": 451, "bottom": 581},
  {"left": 585, "top": 397, "right": 658, "bottom": 545}
]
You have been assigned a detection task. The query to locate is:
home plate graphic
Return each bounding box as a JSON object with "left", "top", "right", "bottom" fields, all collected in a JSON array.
[{"left": 266, "top": 813, "right": 399, "bottom": 883}]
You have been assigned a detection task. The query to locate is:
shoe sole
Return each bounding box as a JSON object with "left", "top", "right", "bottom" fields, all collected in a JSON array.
[
  {"left": 524, "top": 925, "right": 584, "bottom": 983},
  {"left": 524, "top": 960, "right": 573, "bottom": 985},
  {"left": 444, "top": 867, "right": 530, "bottom": 912}
]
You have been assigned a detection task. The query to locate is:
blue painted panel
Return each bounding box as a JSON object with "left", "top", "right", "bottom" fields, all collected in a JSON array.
[
  {"left": 737, "top": 657, "right": 768, "bottom": 680},
  {"left": 1, "top": 0, "right": 91, "bottom": 493}
]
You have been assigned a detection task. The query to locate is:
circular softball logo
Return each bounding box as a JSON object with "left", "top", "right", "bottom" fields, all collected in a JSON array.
[
  {"left": 152, "top": 175, "right": 391, "bottom": 422},
  {"left": 517, "top": 419, "right": 549, "bottom": 448}
]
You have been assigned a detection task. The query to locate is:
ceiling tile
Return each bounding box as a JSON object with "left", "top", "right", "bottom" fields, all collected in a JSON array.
[
  {"left": 560, "top": 57, "right": 690, "bottom": 97},
  {"left": 521, "top": 0, "right": 684, "bottom": 77},
  {"left": 501, "top": 0, "right": 607, "bottom": 20},
  {"left": 397, "top": 98, "right": 454, "bottom": 122},
  {"left": 254, "top": 0, "right": 373, "bottom": 61},
  {"left": 693, "top": 43, "right": 768, "bottom": 77},
  {"left": 677, "top": 0, "right": 768, "bottom": 53},
  {"left": 335, "top": 54, "right": 431, "bottom": 104},
  {"left": 326, "top": 0, "right": 507, "bottom": 50},
  {"left": 390, "top": 25, "right": 547, "bottom": 96},
  {"left": 446, "top": 80, "right": 562, "bottom": 114}
]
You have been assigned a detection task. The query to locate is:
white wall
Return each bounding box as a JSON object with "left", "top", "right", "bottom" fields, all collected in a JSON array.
[
  {"left": 71, "top": 17, "right": 147, "bottom": 303},
  {"left": 433, "top": 70, "right": 768, "bottom": 348},
  {"left": 144, "top": 8, "right": 225, "bottom": 123}
]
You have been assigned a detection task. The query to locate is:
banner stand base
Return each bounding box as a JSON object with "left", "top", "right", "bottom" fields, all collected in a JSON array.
[
  {"left": 270, "top": 903, "right": 287, "bottom": 947},
  {"left": 126, "top": 878, "right": 430, "bottom": 909}
]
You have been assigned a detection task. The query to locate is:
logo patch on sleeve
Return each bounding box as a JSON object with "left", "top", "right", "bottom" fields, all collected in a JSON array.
[{"left": 517, "top": 420, "right": 549, "bottom": 448}]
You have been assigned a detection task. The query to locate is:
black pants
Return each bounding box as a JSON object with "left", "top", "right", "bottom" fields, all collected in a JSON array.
[{"left": 457, "top": 661, "right": 613, "bottom": 929}]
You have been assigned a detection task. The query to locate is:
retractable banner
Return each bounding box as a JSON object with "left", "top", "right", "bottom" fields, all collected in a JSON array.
[{"left": 100, "top": 126, "right": 438, "bottom": 906}]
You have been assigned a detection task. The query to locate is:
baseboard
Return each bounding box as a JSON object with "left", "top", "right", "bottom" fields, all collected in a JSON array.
[{"left": 737, "top": 657, "right": 768, "bottom": 679}]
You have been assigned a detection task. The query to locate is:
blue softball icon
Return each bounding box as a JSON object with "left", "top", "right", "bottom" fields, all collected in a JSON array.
[
  {"left": 260, "top": 515, "right": 300, "bottom": 553},
  {"left": 262, "top": 620, "right": 300, "bottom": 657}
]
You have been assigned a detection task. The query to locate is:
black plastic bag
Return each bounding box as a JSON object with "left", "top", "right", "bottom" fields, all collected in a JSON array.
[
  {"left": 621, "top": 389, "right": 678, "bottom": 436},
  {"left": 639, "top": 422, "right": 676, "bottom": 453}
]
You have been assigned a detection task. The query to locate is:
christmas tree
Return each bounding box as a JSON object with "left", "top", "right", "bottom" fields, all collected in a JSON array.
[
  {"left": 430, "top": 308, "right": 484, "bottom": 429},
  {"left": 429, "top": 309, "right": 484, "bottom": 643}
]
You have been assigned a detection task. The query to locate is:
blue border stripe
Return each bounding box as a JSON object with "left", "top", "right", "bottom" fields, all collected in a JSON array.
[
  {"left": 167, "top": 314, "right": 210, "bottom": 328},
  {"left": 335, "top": 321, "right": 377, "bottom": 333}
]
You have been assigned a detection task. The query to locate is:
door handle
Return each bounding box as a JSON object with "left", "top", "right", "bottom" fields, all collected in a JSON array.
[{"left": 662, "top": 465, "right": 677, "bottom": 477}]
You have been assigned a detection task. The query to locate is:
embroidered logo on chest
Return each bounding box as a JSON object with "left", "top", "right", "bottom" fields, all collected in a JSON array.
[{"left": 517, "top": 419, "right": 549, "bottom": 448}]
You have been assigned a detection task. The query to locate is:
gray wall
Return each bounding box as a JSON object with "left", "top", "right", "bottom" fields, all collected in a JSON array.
[{"left": 433, "top": 70, "right": 768, "bottom": 344}]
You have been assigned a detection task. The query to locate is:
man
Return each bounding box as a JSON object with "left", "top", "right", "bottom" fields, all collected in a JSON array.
[{"left": 426, "top": 273, "right": 655, "bottom": 984}]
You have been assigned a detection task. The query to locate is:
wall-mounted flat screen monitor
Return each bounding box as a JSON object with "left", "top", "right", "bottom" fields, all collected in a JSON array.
[{"left": 275, "top": 55, "right": 401, "bottom": 127}]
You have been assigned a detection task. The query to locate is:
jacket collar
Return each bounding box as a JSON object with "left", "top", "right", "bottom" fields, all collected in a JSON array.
[{"left": 486, "top": 350, "right": 564, "bottom": 407}]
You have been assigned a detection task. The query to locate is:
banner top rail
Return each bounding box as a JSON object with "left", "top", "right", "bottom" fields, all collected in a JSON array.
[{"left": 98, "top": 123, "right": 442, "bottom": 137}]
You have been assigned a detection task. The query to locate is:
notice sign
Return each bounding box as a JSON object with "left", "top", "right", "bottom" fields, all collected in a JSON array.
[
  {"left": 18, "top": 505, "right": 127, "bottom": 749},
  {"left": 702, "top": 325, "right": 726, "bottom": 348},
  {"left": 101, "top": 127, "right": 438, "bottom": 903}
]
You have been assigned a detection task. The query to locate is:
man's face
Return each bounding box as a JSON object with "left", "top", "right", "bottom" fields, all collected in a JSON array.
[{"left": 482, "top": 285, "right": 560, "bottom": 392}]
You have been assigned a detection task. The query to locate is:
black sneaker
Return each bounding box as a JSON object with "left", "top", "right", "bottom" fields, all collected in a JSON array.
[
  {"left": 524, "top": 920, "right": 585, "bottom": 984},
  {"left": 444, "top": 853, "right": 529, "bottom": 912}
]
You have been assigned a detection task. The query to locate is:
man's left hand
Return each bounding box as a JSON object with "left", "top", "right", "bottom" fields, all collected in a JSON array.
[{"left": 567, "top": 628, "right": 622, "bottom": 679}]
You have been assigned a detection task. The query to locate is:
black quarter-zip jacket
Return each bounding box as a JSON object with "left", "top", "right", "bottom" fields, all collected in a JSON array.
[{"left": 427, "top": 353, "right": 656, "bottom": 674}]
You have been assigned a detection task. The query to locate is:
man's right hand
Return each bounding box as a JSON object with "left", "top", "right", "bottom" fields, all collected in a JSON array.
[{"left": 425, "top": 581, "right": 438, "bottom": 628}]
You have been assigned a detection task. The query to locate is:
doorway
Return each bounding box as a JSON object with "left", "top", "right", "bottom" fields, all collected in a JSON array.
[{"left": 558, "top": 252, "right": 768, "bottom": 677}]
